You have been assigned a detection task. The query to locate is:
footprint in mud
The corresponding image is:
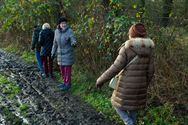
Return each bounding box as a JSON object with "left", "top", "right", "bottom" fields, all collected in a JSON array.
[{"left": 62, "top": 96, "right": 70, "bottom": 103}]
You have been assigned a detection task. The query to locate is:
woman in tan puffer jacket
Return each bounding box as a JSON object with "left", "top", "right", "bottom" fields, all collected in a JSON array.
[{"left": 96, "top": 23, "right": 155, "bottom": 125}]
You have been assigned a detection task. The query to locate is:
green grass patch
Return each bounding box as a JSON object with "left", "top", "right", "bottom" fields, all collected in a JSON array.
[
  {"left": 0, "top": 74, "right": 9, "bottom": 83},
  {"left": 0, "top": 75, "right": 29, "bottom": 124},
  {"left": 4, "top": 45, "right": 36, "bottom": 64},
  {"left": 19, "top": 104, "right": 29, "bottom": 112},
  {"left": 4, "top": 44, "right": 19, "bottom": 54},
  {"left": 21, "top": 51, "right": 36, "bottom": 64},
  {"left": 138, "top": 103, "right": 186, "bottom": 125},
  {"left": 0, "top": 105, "right": 24, "bottom": 125},
  {"left": 0, "top": 74, "right": 21, "bottom": 99}
]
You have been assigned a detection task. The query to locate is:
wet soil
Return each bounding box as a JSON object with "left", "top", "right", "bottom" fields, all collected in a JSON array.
[{"left": 0, "top": 49, "right": 116, "bottom": 125}]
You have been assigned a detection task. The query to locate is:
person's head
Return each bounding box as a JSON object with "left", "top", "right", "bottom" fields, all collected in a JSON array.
[
  {"left": 33, "top": 25, "right": 40, "bottom": 30},
  {"left": 42, "top": 23, "right": 50, "bottom": 30},
  {"left": 58, "top": 17, "right": 68, "bottom": 29},
  {"left": 34, "top": 25, "right": 38, "bottom": 29},
  {"left": 128, "top": 23, "right": 147, "bottom": 39}
]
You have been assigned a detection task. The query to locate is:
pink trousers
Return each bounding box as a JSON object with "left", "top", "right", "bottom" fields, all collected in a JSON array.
[
  {"left": 59, "top": 65, "right": 72, "bottom": 85},
  {"left": 42, "top": 56, "right": 53, "bottom": 76}
]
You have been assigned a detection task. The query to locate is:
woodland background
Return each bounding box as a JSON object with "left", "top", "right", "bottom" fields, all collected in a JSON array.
[{"left": 0, "top": 0, "right": 188, "bottom": 124}]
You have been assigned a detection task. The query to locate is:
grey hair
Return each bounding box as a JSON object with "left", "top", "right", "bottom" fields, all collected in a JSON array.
[{"left": 42, "top": 23, "right": 50, "bottom": 29}]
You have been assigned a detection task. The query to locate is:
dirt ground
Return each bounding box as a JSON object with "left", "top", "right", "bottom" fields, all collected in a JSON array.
[{"left": 0, "top": 49, "right": 117, "bottom": 125}]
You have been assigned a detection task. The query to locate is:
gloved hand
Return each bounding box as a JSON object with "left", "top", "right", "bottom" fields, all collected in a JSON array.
[
  {"left": 72, "top": 44, "right": 77, "bottom": 48},
  {"left": 71, "top": 41, "right": 77, "bottom": 47}
]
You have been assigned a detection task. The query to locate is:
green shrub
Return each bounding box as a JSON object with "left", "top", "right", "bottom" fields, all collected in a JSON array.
[{"left": 138, "top": 103, "right": 185, "bottom": 125}]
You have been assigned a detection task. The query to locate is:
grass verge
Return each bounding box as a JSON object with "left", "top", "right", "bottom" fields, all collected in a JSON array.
[{"left": 0, "top": 74, "right": 28, "bottom": 125}]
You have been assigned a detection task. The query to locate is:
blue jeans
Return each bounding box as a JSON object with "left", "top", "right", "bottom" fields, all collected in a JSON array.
[
  {"left": 36, "top": 51, "right": 44, "bottom": 73},
  {"left": 114, "top": 107, "right": 137, "bottom": 125}
]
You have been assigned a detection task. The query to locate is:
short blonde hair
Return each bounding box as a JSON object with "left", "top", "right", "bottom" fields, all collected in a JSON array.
[{"left": 42, "top": 23, "right": 50, "bottom": 29}]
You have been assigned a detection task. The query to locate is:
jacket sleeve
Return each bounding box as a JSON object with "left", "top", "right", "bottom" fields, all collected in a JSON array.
[
  {"left": 31, "top": 31, "right": 37, "bottom": 50},
  {"left": 147, "top": 51, "right": 155, "bottom": 84},
  {"left": 38, "top": 31, "right": 44, "bottom": 46},
  {"left": 69, "top": 29, "right": 77, "bottom": 46},
  {"left": 97, "top": 46, "right": 128, "bottom": 84},
  {"left": 51, "top": 33, "right": 58, "bottom": 56}
]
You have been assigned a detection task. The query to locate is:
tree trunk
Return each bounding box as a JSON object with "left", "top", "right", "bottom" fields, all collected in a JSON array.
[
  {"left": 0, "top": 0, "right": 4, "bottom": 6},
  {"left": 56, "top": 0, "right": 64, "bottom": 18},
  {"left": 102, "top": 0, "right": 110, "bottom": 9},
  {"left": 162, "top": 0, "right": 173, "bottom": 27},
  {"left": 139, "top": 0, "right": 145, "bottom": 22},
  {"left": 185, "top": 0, "right": 188, "bottom": 16},
  {"left": 140, "top": 0, "right": 145, "bottom": 7},
  {"left": 102, "top": 0, "right": 110, "bottom": 22}
]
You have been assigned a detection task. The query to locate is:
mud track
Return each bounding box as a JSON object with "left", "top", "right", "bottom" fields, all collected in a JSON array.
[{"left": 0, "top": 49, "right": 116, "bottom": 125}]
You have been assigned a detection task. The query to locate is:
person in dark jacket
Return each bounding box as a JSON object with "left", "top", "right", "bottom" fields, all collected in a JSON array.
[
  {"left": 39, "top": 23, "right": 54, "bottom": 78},
  {"left": 51, "top": 17, "right": 77, "bottom": 90},
  {"left": 96, "top": 23, "right": 155, "bottom": 125},
  {"left": 31, "top": 25, "right": 45, "bottom": 77}
]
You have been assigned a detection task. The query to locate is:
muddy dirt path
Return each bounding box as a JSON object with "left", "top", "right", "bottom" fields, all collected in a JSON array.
[{"left": 0, "top": 49, "right": 116, "bottom": 125}]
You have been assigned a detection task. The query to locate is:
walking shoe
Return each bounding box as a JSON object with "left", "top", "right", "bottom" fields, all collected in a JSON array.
[
  {"left": 59, "top": 84, "right": 71, "bottom": 91},
  {"left": 57, "top": 83, "right": 65, "bottom": 88},
  {"left": 40, "top": 73, "right": 46, "bottom": 78}
]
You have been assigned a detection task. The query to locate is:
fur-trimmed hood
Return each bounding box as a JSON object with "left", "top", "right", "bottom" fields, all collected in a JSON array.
[{"left": 124, "top": 38, "right": 154, "bottom": 56}]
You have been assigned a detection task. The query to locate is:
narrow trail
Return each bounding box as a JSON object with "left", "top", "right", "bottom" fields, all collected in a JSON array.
[{"left": 0, "top": 49, "right": 116, "bottom": 125}]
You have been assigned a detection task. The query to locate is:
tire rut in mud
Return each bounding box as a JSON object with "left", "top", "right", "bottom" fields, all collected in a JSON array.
[{"left": 0, "top": 50, "right": 116, "bottom": 125}]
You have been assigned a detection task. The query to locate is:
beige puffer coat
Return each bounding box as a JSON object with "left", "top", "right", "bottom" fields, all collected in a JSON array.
[{"left": 97, "top": 38, "right": 155, "bottom": 111}]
